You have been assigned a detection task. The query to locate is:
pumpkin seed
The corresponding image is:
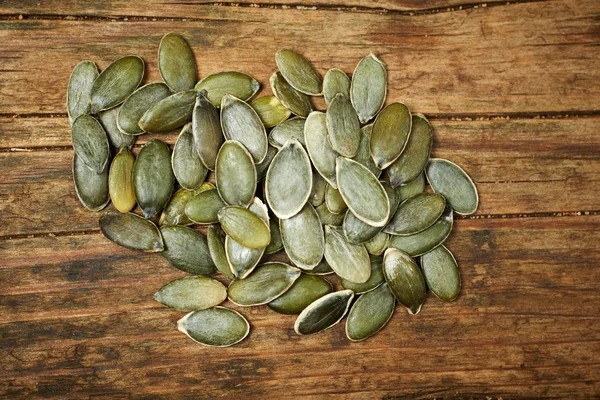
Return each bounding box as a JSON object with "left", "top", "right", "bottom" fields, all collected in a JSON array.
[
  {"left": 326, "top": 93, "right": 360, "bottom": 157},
  {"left": 218, "top": 206, "right": 270, "bottom": 249},
  {"left": 160, "top": 225, "right": 216, "bottom": 275},
  {"left": 71, "top": 114, "right": 110, "bottom": 174},
  {"left": 67, "top": 60, "right": 98, "bottom": 123},
  {"left": 251, "top": 95, "right": 292, "bottom": 128},
  {"left": 385, "top": 192, "right": 446, "bottom": 236},
  {"left": 323, "top": 68, "right": 350, "bottom": 105},
  {"left": 99, "top": 212, "right": 164, "bottom": 252},
  {"left": 116, "top": 82, "right": 171, "bottom": 135},
  {"left": 304, "top": 111, "right": 337, "bottom": 188},
  {"left": 280, "top": 203, "right": 324, "bottom": 270},
  {"left": 138, "top": 89, "right": 197, "bottom": 134},
  {"left": 72, "top": 153, "right": 109, "bottom": 212},
  {"left": 270, "top": 71, "right": 313, "bottom": 117},
  {"left": 256, "top": 145, "right": 277, "bottom": 182},
  {"left": 160, "top": 183, "right": 214, "bottom": 226},
  {"left": 388, "top": 114, "right": 432, "bottom": 187},
  {"left": 352, "top": 124, "right": 381, "bottom": 178},
  {"left": 185, "top": 188, "right": 226, "bottom": 224},
  {"left": 275, "top": 49, "right": 322, "bottom": 95},
  {"left": 426, "top": 158, "right": 479, "bottom": 215},
  {"left": 389, "top": 207, "right": 453, "bottom": 257},
  {"left": 108, "top": 147, "right": 136, "bottom": 213},
  {"left": 370, "top": 102, "right": 411, "bottom": 170},
  {"left": 172, "top": 123, "right": 208, "bottom": 190},
  {"left": 268, "top": 274, "right": 332, "bottom": 314},
  {"left": 215, "top": 140, "right": 257, "bottom": 207},
  {"left": 421, "top": 245, "right": 461, "bottom": 301},
  {"left": 228, "top": 262, "right": 301, "bottom": 306},
  {"left": 90, "top": 56, "right": 144, "bottom": 114},
  {"left": 269, "top": 117, "right": 306, "bottom": 149},
  {"left": 341, "top": 255, "right": 385, "bottom": 294},
  {"left": 294, "top": 290, "right": 354, "bottom": 335},
  {"left": 192, "top": 91, "right": 224, "bottom": 171},
  {"left": 98, "top": 107, "right": 135, "bottom": 150},
  {"left": 315, "top": 203, "right": 345, "bottom": 226},
  {"left": 265, "top": 138, "right": 312, "bottom": 219},
  {"left": 304, "top": 259, "right": 335, "bottom": 275},
  {"left": 195, "top": 71, "right": 260, "bottom": 107},
  {"left": 265, "top": 216, "right": 284, "bottom": 254},
  {"left": 346, "top": 282, "right": 395, "bottom": 341},
  {"left": 155, "top": 276, "right": 226, "bottom": 311},
  {"left": 396, "top": 173, "right": 426, "bottom": 201},
  {"left": 324, "top": 225, "right": 370, "bottom": 283},
  {"left": 383, "top": 248, "right": 426, "bottom": 314},
  {"left": 158, "top": 33, "right": 196, "bottom": 92},
  {"left": 178, "top": 307, "right": 249, "bottom": 347},
  {"left": 220, "top": 94, "right": 268, "bottom": 163},
  {"left": 207, "top": 225, "right": 236, "bottom": 279},
  {"left": 133, "top": 139, "right": 175, "bottom": 219},
  {"left": 336, "top": 157, "right": 390, "bottom": 227},
  {"left": 309, "top": 171, "right": 327, "bottom": 207},
  {"left": 364, "top": 231, "right": 389, "bottom": 256},
  {"left": 350, "top": 53, "right": 386, "bottom": 124},
  {"left": 325, "top": 184, "right": 347, "bottom": 215}
]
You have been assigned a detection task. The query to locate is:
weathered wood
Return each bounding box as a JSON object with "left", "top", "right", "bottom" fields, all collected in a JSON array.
[{"left": 1, "top": 0, "right": 599, "bottom": 115}]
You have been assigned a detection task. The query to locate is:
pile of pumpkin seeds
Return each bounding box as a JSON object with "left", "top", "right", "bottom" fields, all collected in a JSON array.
[{"left": 68, "top": 33, "right": 478, "bottom": 346}]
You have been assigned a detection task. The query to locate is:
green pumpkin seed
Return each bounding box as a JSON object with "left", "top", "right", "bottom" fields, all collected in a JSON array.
[
  {"left": 336, "top": 157, "right": 389, "bottom": 227},
  {"left": 323, "top": 68, "right": 350, "bottom": 106},
  {"left": 133, "top": 139, "right": 175, "bottom": 219},
  {"left": 172, "top": 123, "right": 208, "bottom": 190},
  {"left": 215, "top": 140, "right": 257, "bottom": 207},
  {"left": 72, "top": 154, "right": 109, "bottom": 212},
  {"left": 352, "top": 124, "right": 381, "bottom": 178},
  {"left": 185, "top": 188, "right": 226, "bottom": 224},
  {"left": 396, "top": 173, "right": 426, "bottom": 201},
  {"left": 364, "top": 231, "right": 389, "bottom": 256},
  {"left": 389, "top": 207, "right": 453, "bottom": 257},
  {"left": 309, "top": 172, "right": 327, "bottom": 207},
  {"left": 90, "top": 56, "right": 144, "bottom": 114},
  {"left": 265, "top": 216, "right": 284, "bottom": 254},
  {"left": 108, "top": 147, "right": 136, "bottom": 213},
  {"left": 326, "top": 93, "right": 360, "bottom": 157},
  {"left": 268, "top": 274, "right": 332, "bottom": 314},
  {"left": 192, "top": 91, "right": 223, "bottom": 171},
  {"left": 220, "top": 95, "right": 268, "bottom": 163},
  {"left": 280, "top": 203, "right": 324, "bottom": 270},
  {"left": 385, "top": 192, "right": 446, "bottom": 236},
  {"left": 370, "top": 102, "right": 411, "bottom": 170},
  {"left": 315, "top": 203, "right": 345, "bottom": 226},
  {"left": 345, "top": 282, "right": 395, "bottom": 341},
  {"left": 195, "top": 71, "right": 260, "bottom": 107},
  {"left": 324, "top": 226, "right": 370, "bottom": 283},
  {"left": 350, "top": 53, "right": 386, "bottom": 124},
  {"left": 388, "top": 114, "right": 432, "bottom": 187},
  {"left": 275, "top": 49, "right": 322, "bottom": 95},
  {"left": 160, "top": 225, "right": 216, "bottom": 275},
  {"left": 341, "top": 255, "right": 385, "bottom": 294},
  {"left": 158, "top": 33, "right": 197, "bottom": 92},
  {"left": 98, "top": 108, "right": 135, "bottom": 150},
  {"left": 265, "top": 138, "right": 312, "bottom": 219},
  {"left": 99, "top": 212, "right": 164, "bottom": 252},
  {"left": 304, "top": 259, "right": 334, "bottom": 275},
  {"left": 160, "top": 183, "right": 214, "bottom": 226},
  {"left": 251, "top": 95, "right": 292, "bottom": 128},
  {"left": 67, "top": 60, "right": 98, "bottom": 123},
  {"left": 207, "top": 225, "right": 236, "bottom": 279},
  {"left": 256, "top": 145, "right": 277, "bottom": 182},
  {"left": 218, "top": 206, "right": 270, "bottom": 249},
  {"left": 304, "top": 111, "right": 337, "bottom": 188},
  {"left": 270, "top": 71, "right": 313, "bottom": 117},
  {"left": 228, "top": 262, "right": 301, "bottom": 306},
  {"left": 155, "top": 276, "right": 226, "bottom": 311},
  {"left": 138, "top": 89, "right": 197, "bottom": 134},
  {"left": 178, "top": 307, "right": 249, "bottom": 347},
  {"left": 116, "top": 82, "right": 171, "bottom": 135},
  {"left": 383, "top": 248, "right": 426, "bottom": 314},
  {"left": 426, "top": 158, "right": 479, "bottom": 215},
  {"left": 71, "top": 114, "right": 110, "bottom": 174},
  {"left": 325, "top": 184, "right": 347, "bottom": 215},
  {"left": 294, "top": 290, "right": 354, "bottom": 335},
  {"left": 269, "top": 117, "right": 306, "bottom": 149},
  {"left": 421, "top": 245, "right": 461, "bottom": 301}
]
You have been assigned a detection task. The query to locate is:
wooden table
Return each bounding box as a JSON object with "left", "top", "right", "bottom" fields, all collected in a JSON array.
[{"left": 1, "top": 1, "right": 599, "bottom": 398}]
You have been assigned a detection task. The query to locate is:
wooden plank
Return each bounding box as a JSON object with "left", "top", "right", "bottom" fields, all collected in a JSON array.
[
  {"left": 1, "top": 0, "right": 599, "bottom": 115},
  {"left": 0, "top": 216, "right": 599, "bottom": 398}
]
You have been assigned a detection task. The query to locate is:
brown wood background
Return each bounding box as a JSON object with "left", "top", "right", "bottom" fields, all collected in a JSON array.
[{"left": 1, "top": 0, "right": 599, "bottom": 398}]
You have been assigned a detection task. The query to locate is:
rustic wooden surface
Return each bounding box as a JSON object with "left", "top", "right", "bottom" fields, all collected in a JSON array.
[{"left": 1, "top": 0, "right": 599, "bottom": 398}]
